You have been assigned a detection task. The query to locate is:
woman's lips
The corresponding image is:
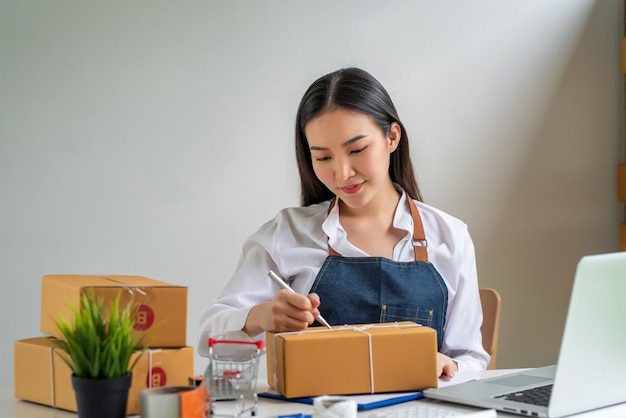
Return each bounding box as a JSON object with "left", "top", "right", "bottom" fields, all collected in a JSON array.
[{"left": 341, "top": 183, "right": 363, "bottom": 195}]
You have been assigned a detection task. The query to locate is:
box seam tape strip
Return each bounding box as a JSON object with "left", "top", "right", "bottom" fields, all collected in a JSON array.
[
  {"left": 147, "top": 349, "right": 153, "bottom": 387},
  {"left": 48, "top": 344, "right": 57, "bottom": 408},
  {"left": 101, "top": 276, "right": 151, "bottom": 305},
  {"left": 117, "top": 282, "right": 151, "bottom": 305}
]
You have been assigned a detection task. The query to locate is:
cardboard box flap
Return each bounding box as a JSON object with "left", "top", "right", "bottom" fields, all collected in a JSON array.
[{"left": 42, "top": 274, "right": 184, "bottom": 288}]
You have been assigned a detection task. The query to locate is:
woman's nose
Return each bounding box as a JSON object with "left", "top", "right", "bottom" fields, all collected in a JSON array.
[{"left": 334, "top": 157, "right": 355, "bottom": 181}]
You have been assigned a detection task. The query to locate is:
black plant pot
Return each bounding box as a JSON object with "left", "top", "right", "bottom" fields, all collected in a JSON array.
[{"left": 71, "top": 374, "right": 132, "bottom": 418}]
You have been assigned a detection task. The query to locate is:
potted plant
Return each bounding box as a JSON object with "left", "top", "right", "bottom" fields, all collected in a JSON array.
[{"left": 53, "top": 290, "right": 146, "bottom": 418}]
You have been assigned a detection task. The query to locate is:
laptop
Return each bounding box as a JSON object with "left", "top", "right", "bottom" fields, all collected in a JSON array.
[{"left": 424, "top": 252, "right": 626, "bottom": 417}]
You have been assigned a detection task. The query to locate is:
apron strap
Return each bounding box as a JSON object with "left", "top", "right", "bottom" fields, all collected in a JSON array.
[
  {"left": 407, "top": 197, "right": 428, "bottom": 262},
  {"left": 326, "top": 196, "right": 428, "bottom": 262}
]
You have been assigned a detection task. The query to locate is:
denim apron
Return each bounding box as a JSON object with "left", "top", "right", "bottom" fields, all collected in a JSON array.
[{"left": 310, "top": 197, "right": 448, "bottom": 349}]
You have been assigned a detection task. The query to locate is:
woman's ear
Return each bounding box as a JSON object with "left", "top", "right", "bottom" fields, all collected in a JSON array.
[{"left": 388, "top": 122, "right": 401, "bottom": 153}]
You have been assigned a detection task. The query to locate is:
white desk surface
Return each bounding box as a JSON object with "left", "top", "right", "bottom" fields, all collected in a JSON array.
[{"left": 3, "top": 369, "right": 626, "bottom": 417}]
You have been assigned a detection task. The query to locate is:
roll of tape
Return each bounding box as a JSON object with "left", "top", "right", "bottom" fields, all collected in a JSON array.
[
  {"left": 140, "top": 385, "right": 207, "bottom": 418},
  {"left": 313, "top": 395, "right": 358, "bottom": 418}
]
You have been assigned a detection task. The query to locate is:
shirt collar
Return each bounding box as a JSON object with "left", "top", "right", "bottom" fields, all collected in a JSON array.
[{"left": 322, "top": 185, "right": 414, "bottom": 254}]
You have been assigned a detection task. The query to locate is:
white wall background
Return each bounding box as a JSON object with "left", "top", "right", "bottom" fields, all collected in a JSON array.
[{"left": 0, "top": 0, "right": 621, "bottom": 389}]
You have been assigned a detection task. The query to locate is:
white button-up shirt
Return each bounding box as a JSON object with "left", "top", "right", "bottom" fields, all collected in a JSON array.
[{"left": 196, "top": 191, "right": 489, "bottom": 371}]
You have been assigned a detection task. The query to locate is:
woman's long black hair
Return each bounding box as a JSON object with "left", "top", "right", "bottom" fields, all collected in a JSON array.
[{"left": 295, "top": 67, "right": 422, "bottom": 206}]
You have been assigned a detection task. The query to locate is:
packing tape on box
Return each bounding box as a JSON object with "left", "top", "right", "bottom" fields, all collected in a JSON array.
[
  {"left": 140, "top": 385, "right": 207, "bottom": 418},
  {"left": 146, "top": 348, "right": 164, "bottom": 388},
  {"left": 270, "top": 322, "right": 421, "bottom": 394},
  {"left": 48, "top": 344, "right": 60, "bottom": 408},
  {"left": 313, "top": 395, "right": 357, "bottom": 418},
  {"left": 100, "top": 278, "right": 152, "bottom": 305}
]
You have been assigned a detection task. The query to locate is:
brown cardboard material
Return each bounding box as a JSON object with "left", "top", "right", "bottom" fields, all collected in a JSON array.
[
  {"left": 40, "top": 274, "right": 187, "bottom": 347},
  {"left": 266, "top": 322, "right": 438, "bottom": 398},
  {"left": 14, "top": 337, "right": 194, "bottom": 415}
]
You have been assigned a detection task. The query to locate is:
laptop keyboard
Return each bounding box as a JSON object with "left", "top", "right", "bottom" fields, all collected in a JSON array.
[
  {"left": 369, "top": 404, "right": 462, "bottom": 418},
  {"left": 369, "top": 404, "right": 497, "bottom": 418},
  {"left": 494, "top": 384, "right": 553, "bottom": 407}
]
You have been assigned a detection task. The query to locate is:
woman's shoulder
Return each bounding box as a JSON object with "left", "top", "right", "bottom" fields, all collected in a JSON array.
[
  {"left": 413, "top": 200, "right": 469, "bottom": 234},
  {"left": 274, "top": 201, "right": 331, "bottom": 223},
  {"left": 254, "top": 200, "right": 331, "bottom": 240},
  {"left": 284, "top": 200, "right": 330, "bottom": 215},
  {"left": 412, "top": 200, "right": 475, "bottom": 267}
]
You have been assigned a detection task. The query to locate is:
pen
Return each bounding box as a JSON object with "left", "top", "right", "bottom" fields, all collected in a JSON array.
[{"left": 267, "top": 270, "right": 332, "bottom": 329}]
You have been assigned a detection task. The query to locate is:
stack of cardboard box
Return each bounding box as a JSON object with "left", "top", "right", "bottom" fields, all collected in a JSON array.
[{"left": 14, "top": 274, "right": 194, "bottom": 416}]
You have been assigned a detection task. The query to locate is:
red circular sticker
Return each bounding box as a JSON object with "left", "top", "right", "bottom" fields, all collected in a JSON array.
[
  {"left": 133, "top": 304, "right": 154, "bottom": 331},
  {"left": 147, "top": 367, "right": 167, "bottom": 387}
]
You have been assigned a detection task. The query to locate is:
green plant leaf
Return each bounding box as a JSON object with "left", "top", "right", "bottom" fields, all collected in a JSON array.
[{"left": 52, "top": 289, "right": 148, "bottom": 379}]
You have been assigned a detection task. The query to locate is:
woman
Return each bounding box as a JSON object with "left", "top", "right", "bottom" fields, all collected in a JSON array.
[{"left": 197, "top": 67, "right": 489, "bottom": 377}]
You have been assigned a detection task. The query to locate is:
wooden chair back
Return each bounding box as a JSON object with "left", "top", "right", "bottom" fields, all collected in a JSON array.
[{"left": 479, "top": 288, "right": 502, "bottom": 370}]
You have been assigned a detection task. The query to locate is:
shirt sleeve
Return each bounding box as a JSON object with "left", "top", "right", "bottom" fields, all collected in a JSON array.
[
  {"left": 195, "top": 205, "right": 327, "bottom": 357},
  {"left": 438, "top": 225, "right": 491, "bottom": 371}
]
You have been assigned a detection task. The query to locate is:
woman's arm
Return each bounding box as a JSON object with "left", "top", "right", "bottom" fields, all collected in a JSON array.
[
  {"left": 196, "top": 206, "right": 327, "bottom": 356},
  {"left": 440, "top": 227, "right": 490, "bottom": 371}
]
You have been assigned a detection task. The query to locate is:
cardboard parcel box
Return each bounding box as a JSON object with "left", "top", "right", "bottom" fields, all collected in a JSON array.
[
  {"left": 40, "top": 274, "right": 187, "bottom": 347},
  {"left": 14, "top": 337, "right": 194, "bottom": 415},
  {"left": 266, "top": 322, "right": 438, "bottom": 398}
]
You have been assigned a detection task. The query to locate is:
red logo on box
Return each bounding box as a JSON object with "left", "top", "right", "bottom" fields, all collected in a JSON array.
[
  {"left": 134, "top": 304, "right": 154, "bottom": 330},
  {"left": 147, "top": 367, "right": 167, "bottom": 387}
]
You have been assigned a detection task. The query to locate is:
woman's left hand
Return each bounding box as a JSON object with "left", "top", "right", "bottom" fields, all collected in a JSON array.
[{"left": 437, "top": 353, "right": 458, "bottom": 378}]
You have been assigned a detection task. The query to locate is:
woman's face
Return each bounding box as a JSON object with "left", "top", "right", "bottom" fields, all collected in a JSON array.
[{"left": 304, "top": 107, "right": 400, "bottom": 211}]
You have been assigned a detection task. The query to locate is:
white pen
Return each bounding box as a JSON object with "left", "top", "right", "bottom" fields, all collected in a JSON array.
[{"left": 267, "top": 270, "right": 332, "bottom": 329}]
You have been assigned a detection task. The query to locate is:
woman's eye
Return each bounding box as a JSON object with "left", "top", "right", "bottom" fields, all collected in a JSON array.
[
  {"left": 315, "top": 156, "right": 331, "bottom": 162},
  {"left": 350, "top": 146, "right": 367, "bottom": 155}
]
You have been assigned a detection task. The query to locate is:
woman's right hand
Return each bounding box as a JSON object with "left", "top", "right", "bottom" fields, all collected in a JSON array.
[{"left": 243, "top": 290, "right": 322, "bottom": 336}]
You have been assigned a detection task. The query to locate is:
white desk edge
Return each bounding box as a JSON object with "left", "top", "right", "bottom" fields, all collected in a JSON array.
[{"left": 3, "top": 369, "right": 626, "bottom": 417}]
